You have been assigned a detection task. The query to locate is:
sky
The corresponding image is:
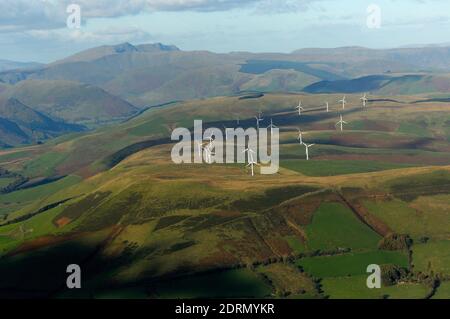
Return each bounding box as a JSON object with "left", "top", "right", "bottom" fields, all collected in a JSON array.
[{"left": 2, "top": 0, "right": 450, "bottom": 63}]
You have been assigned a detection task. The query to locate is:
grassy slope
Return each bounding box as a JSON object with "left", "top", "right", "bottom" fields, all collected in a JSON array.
[{"left": 0, "top": 92, "right": 449, "bottom": 298}]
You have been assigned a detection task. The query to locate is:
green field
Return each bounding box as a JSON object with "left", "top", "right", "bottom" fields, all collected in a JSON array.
[
  {"left": 433, "top": 281, "right": 450, "bottom": 299},
  {"left": 0, "top": 178, "right": 14, "bottom": 188},
  {"left": 0, "top": 92, "right": 448, "bottom": 299},
  {"left": 321, "top": 275, "right": 430, "bottom": 299},
  {"left": 297, "top": 250, "right": 409, "bottom": 278},
  {"left": 412, "top": 241, "right": 450, "bottom": 276},
  {"left": 363, "top": 196, "right": 450, "bottom": 240},
  {"left": 285, "top": 236, "right": 307, "bottom": 254},
  {"left": 305, "top": 203, "right": 381, "bottom": 251},
  {"left": 281, "top": 159, "right": 415, "bottom": 176},
  {"left": 0, "top": 175, "right": 81, "bottom": 216}
]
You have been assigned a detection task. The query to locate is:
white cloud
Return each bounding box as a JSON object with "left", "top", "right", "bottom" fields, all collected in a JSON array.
[
  {"left": 0, "top": 0, "right": 263, "bottom": 32},
  {"left": 0, "top": 0, "right": 325, "bottom": 33},
  {"left": 26, "top": 26, "right": 153, "bottom": 44}
]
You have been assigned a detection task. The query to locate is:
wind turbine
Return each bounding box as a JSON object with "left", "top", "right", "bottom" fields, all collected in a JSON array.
[
  {"left": 246, "top": 157, "right": 260, "bottom": 176},
  {"left": 295, "top": 100, "right": 305, "bottom": 116},
  {"left": 326, "top": 102, "right": 329, "bottom": 112},
  {"left": 304, "top": 143, "right": 315, "bottom": 161},
  {"left": 335, "top": 114, "right": 348, "bottom": 132},
  {"left": 297, "top": 129, "right": 306, "bottom": 145},
  {"left": 204, "top": 143, "right": 215, "bottom": 164},
  {"left": 255, "top": 112, "right": 264, "bottom": 130},
  {"left": 360, "top": 93, "right": 368, "bottom": 107},
  {"left": 267, "top": 118, "right": 278, "bottom": 135},
  {"left": 196, "top": 141, "right": 205, "bottom": 157},
  {"left": 339, "top": 96, "right": 346, "bottom": 110},
  {"left": 204, "top": 135, "right": 214, "bottom": 145},
  {"left": 243, "top": 147, "right": 256, "bottom": 163}
]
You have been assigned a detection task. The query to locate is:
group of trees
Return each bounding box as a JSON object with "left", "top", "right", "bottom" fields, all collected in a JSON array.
[{"left": 0, "top": 168, "right": 28, "bottom": 194}]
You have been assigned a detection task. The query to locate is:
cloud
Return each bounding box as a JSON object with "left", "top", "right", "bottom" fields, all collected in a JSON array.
[
  {"left": 26, "top": 26, "right": 153, "bottom": 44},
  {"left": 0, "top": 0, "right": 259, "bottom": 32},
  {"left": 0, "top": 0, "right": 324, "bottom": 33}
]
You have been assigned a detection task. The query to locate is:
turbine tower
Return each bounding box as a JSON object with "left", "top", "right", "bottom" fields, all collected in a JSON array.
[
  {"left": 255, "top": 112, "right": 264, "bottom": 130},
  {"left": 196, "top": 141, "right": 205, "bottom": 158},
  {"left": 297, "top": 129, "right": 306, "bottom": 145},
  {"left": 335, "top": 114, "right": 348, "bottom": 132},
  {"left": 267, "top": 118, "right": 278, "bottom": 135},
  {"left": 204, "top": 143, "right": 215, "bottom": 164},
  {"left": 360, "top": 93, "right": 368, "bottom": 107},
  {"left": 247, "top": 157, "right": 259, "bottom": 176},
  {"left": 243, "top": 147, "right": 256, "bottom": 163},
  {"left": 295, "top": 100, "right": 305, "bottom": 116},
  {"left": 304, "top": 143, "right": 315, "bottom": 161},
  {"left": 339, "top": 96, "right": 346, "bottom": 110},
  {"left": 326, "top": 102, "right": 329, "bottom": 112}
]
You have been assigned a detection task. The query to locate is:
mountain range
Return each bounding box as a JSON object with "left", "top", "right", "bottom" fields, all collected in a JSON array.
[
  {"left": 3, "top": 42, "right": 450, "bottom": 147},
  {"left": 0, "top": 97, "right": 84, "bottom": 147},
  {"left": 0, "top": 59, "right": 42, "bottom": 72}
]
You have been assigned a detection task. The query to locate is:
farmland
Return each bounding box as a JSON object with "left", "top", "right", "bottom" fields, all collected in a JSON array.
[{"left": 0, "top": 92, "right": 448, "bottom": 298}]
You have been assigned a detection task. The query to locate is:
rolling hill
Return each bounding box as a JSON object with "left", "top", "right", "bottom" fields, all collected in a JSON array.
[
  {"left": 304, "top": 73, "right": 450, "bottom": 95},
  {"left": 0, "top": 59, "right": 42, "bottom": 72},
  {"left": 4, "top": 43, "right": 450, "bottom": 109},
  {"left": 0, "top": 97, "right": 85, "bottom": 147},
  {"left": 1, "top": 80, "right": 139, "bottom": 127},
  {"left": 0, "top": 92, "right": 448, "bottom": 298}
]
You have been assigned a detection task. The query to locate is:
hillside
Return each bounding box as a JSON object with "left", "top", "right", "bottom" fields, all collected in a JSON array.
[
  {"left": 0, "top": 97, "right": 85, "bottom": 147},
  {"left": 4, "top": 43, "right": 450, "bottom": 108},
  {"left": 0, "top": 59, "right": 42, "bottom": 72},
  {"left": 51, "top": 42, "right": 180, "bottom": 65},
  {"left": 304, "top": 73, "right": 450, "bottom": 95},
  {"left": 2, "top": 80, "right": 139, "bottom": 126},
  {"left": 0, "top": 92, "right": 448, "bottom": 298}
]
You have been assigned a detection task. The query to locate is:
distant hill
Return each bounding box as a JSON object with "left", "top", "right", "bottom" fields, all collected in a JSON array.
[
  {"left": 0, "top": 98, "right": 85, "bottom": 147},
  {"left": 0, "top": 59, "right": 42, "bottom": 72},
  {"left": 3, "top": 43, "right": 450, "bottom": 108},
  {"left": 304, "top": 74, "right": 450, "bottom": 95},
  {"left": 1, "top": 80, "right": 138, "bottom": 126},
  {"left": 51, "top": 42, "right": 180, "bottom": 65},
  {"left": 0, "top": 45, "right": 337, "bottom": 106}
]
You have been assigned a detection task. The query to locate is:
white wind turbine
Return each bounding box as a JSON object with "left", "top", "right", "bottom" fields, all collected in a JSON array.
[
  {"left": 255, "top": 112, "right": 264, "bottom": 130},
  {"left": 246, "top": 156, "right": 260, "bottom": 176},
  {"left": 339, "top": 96, "right": 346, "bottom": 110},
  {"left": 295, "top": 100, "right": 305, "bottom": 116},
  {"left": 267, "top": 118, "right": 278, "bottom": 135},
  {"left": 360, "top": 93, "right": 368, "bottom": 107},
  {"left": 335, "top": 114, "right": 348, "bottom": 132},
  {"left": 326, "top": 102, "right": 329, "bottom": 112},
  {"left": 243, "top": 147, "right": 256, "bottom": 163},
  {"left": 304, "top": 143, "right": 315, "bottom": 161},
  {"left": 204, "top": 134, "right": 215, "bottom": 146},
  {"left": 196, "top": 141, "right": 205, "bottom": 157},
  {"left": 204, "top": 143, "right": 215, "bottom": 164},
  {"left": 297, "top": 129, "right": 306, "bottom": 145}
]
